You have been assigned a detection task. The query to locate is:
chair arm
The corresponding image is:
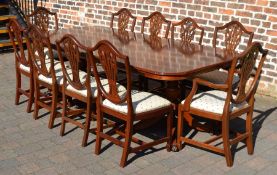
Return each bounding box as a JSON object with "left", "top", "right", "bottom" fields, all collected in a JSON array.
[
  {"left": 181, "top": 78, "right": 228, "bottom": 111},
  {"left": 193, "top": 78, "right": 228, "bottom": 91}
]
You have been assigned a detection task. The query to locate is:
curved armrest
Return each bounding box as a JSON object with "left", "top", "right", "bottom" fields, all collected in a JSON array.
[{"left": 182, "top": 78, "right": 228, "bottom": 111}]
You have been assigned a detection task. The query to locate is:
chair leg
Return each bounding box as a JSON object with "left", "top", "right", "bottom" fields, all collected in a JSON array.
[
  {"left": 60, "top": 93, "right": 67, "bottom": 137},
  {"left": 82, "top": 102, "right": 92, "bottom": 147},
  {"left": 15, "top": 71, "right": 21, "bottom": 105},
  {"left": 26, "top": 76, "right": 34, "bottom": 113},
  {"left": 95, "top": 109, "right": 103, "bottom": 155},
  {"left": 246, "top": 111, "right": 254, "bottom": 155},
  {"left": 33, "top": 80, "right": 40, "bottom": 120},
  {"left": 177, "top": 109, "right": 184, "bottom": 150},
  {"left": 120, "top": 120, "right": 133, "bottom": 167},
  {"left": 222, "top": 120, "right": 233, "bottom": 167},
  {"left": 48, "top": 87, "right": 58, "bottom": 129},
  {"left": 166, "top": 111, "right": 173, "bottom": 152}
]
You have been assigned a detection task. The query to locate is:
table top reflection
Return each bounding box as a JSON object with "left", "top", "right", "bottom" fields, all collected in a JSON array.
[{"left": 50, "top": 26, "right": 235, "bottom": 80}]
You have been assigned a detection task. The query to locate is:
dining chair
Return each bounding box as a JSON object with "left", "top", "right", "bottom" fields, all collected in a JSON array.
[
  {"left": 141, "top": 11, "right": 171, "bottom": 39},
  {"left": 110, "top": 8, "right": 136, "bottom": 32},
  {"left": 195, "top": 20, "right": 254, "bottom": 85},
  {"left": 26, "top": 6, "right": 58, "bottom": 36},
  {"left": 90, "top": 40, "right": 173, "bottom": 167},
  {"left": 56, "top": 34, "right": 120, "bottom": 147},
  {"left": 7, "top": 18, "right": 33, "bottom": 113},
  {"left": 140, "top": 11, "right": 171, "bottom": 90},
  {"left": 26, "top": 24, "right": 63, "bottom": 129},
  {"left": 171, "top": 17, "right": 204, "bottom": 49},
  {"left": 177, "top": 42, "right": 268, "bottom": 166}
]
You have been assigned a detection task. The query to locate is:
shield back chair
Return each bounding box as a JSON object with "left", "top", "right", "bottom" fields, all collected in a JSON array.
[
  {"left": 177, "top": 42, "right": 268, "bottom": 167},
  {"left": 110, "top": 8, "right": 136, "bottom": 32},
  {"left": 26, "top": 6, "right": 58, "bottom": 36},
  {"left": 7, "top": 18, "right": 33, "bottom": 113},
  {"left": 141, "top": 11, "right": 171, "bottom": 49},
  {"left": 171, "top": 17, "right": 204, "bottom": 96},
  {"left": 90, "top": 40, "right": 173, "bottom": 167},
  {"left": 195, "top": 20, "right": 254, "bottom": 85},
  {"left": 26, "top": 24, "right": 63, "bottom": 129},
  {"left": 171, "top": 17, "right": 204, "bottom": 53},
  {"left": 56, "top": 34, "right": 108, "bottom": 147},
  {"left": 140, "top": 11, "right": 171, "bottom": 90},
  {"left": 141, "top": 11, "right": 171, "bottom": 39}
]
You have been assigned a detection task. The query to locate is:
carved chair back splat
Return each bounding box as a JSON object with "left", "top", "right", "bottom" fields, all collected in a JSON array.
[
  {"left": 171, "top": 17, "right": 204, "bottom": 54},
  {"left": 26, "top": 7, "right": 59, "bottom": 35},
  {"left": 110, "top": 8, "right": 137, "bottom": 33},
  {"left": 213, "top": 20, "right": 254, "bottom": 53},
  {"left": 141, "top": 11, "right": 171, "bottom": 39}
]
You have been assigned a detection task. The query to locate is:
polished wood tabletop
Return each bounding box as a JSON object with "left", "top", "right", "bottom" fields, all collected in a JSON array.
[{"left": 50, "top": 26, "right": 235, "bottom": 81}]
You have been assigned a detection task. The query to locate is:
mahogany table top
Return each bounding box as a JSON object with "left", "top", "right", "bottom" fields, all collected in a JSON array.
[{"left": 50, "top": 26, "right": 235, "bottom": 80}]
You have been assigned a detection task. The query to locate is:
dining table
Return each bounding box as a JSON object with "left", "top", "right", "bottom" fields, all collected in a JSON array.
[
  {"left": 50, "top": 25, "right": 235, "bottom": 105},
  {"left": 49, "top": 25, "right": 237, "bottom": 151}
]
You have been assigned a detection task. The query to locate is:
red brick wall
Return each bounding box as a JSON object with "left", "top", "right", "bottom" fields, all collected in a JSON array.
[{"left": 45, "top": 0, "right": 277, "bottom": 97}]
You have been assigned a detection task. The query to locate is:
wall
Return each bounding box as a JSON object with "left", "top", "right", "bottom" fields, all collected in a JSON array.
[{"left": 45, "top": 0, "right": 277, "bottom": 97}]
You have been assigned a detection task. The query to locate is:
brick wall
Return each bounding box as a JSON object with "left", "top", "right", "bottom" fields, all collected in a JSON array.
[{"left": 45, "top": 0, "right": 277, "bottom": 98}]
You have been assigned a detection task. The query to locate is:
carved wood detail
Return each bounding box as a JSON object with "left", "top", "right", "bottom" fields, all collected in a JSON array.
[
  {"left": 235, "top": 45, "right": 259, "bottom": 102},
  {"left": 61, "top": 37, "right": 85, "bottom": 90},
  {"left": 28, "top": 25, "right": 51, "bottom": 77},
  {"left": 118, "top": 10, "right": 130, "bottom": 31},
  {"left": 225, "top": 24, "right": 243, "bottom": 52},
  {"left": 149, "top": 13, "right": 163, "bottom": 37},
  {"left": 180, "top": 20, "right": 196, "bottom": 47},
  {"left": 7, "top": 19, "right": 28, "bottom": 66}
]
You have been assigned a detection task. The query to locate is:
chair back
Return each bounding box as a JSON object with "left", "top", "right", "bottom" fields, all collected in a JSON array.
[
  {"left": 228, "top": 42, "right": 268, "bottom": 104},
  {"left": 171, "top": 17, "right": 204, "bottom": 47},
  {"left": 26, "top": 24, "right": 55, "bottom": 78},
  {"left": 26, "top": 7, "right": 58, "bottom": 35},
  {"left": 56, "top": 34, "right": 90, "bottom": 92},
  {"left": 141, "top": 11, "right": 171, "bottom": 39},
  {"left": 110, "top": 8, "right": 136, "bottom": 32},
  {"left": 213, "top": 21, "right": 254, "bottom": 53},
  {"left": 7, "top": 19, "right": 29, "bottom": 67},
  {"left": 89, "top": 40, "right": 131, "bottom": 105}
]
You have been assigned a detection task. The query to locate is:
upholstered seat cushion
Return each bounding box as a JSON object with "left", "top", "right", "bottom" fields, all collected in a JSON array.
[
  {"left": 181, "top": 90, "right": 248, "bottom": 114},
  {"left": 19, "top": 64, "right": 30, "bottom": 73},
  {"left": 19, "top": 47, "right": 59, "bottom": 74},
  {"left": 38, "top": 60, "right": 65, "bottom": 85},
  {"left": 66, "top": 73, "right": 126, "bottom": 98},
  {"left": 195, "top": 69, "right": 240, "bottom": 85},
  {"left": 103, "top": 90, "right": 172, "bottom": 114}
]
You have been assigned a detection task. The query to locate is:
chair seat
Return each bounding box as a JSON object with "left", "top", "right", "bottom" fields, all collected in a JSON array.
[
  {"left": 103, "top": 90, "right": 172, "bottom": 114},
  {"left": 181, "top": 90, "right": 249, "bottom": 114},
  {"left": 38, "top": 60, "right": 65, "bottom": 85},
  {"left": 195, "top": 69, "right": 240, "bottom": 85},
  {"left": 19, "top": 47, "right": 60, "bottom": 73},
  {"left": 66, "top": 75, "right": 126, "bottom": 98},
  {"left": 19, "top": 63, "right": 30, "bottom": 73}
]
